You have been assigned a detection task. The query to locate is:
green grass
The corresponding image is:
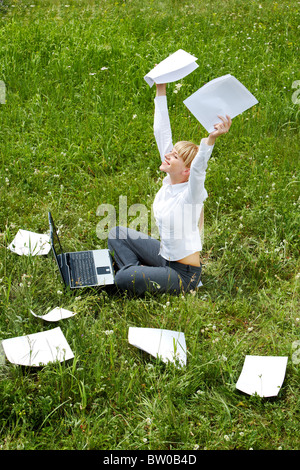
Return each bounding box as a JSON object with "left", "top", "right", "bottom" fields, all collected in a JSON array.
[{"left": 0, "top": 0, "right": 299, "bottom": 451}]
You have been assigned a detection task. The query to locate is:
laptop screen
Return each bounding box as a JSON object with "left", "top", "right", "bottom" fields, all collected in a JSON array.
[
  {"left": 48, "top": 211, "right": 68, "bottom": 286},
  {"left": 48, "top": 211, "right": 64, "bottom": 257},
  {"left": 48, "top": 211, "right": 80, "bottom": 288}
]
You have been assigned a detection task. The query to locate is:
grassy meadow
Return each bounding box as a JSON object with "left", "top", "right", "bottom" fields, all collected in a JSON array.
[{"left": 0, "top": 0, "right": 299, "bottom": 451}]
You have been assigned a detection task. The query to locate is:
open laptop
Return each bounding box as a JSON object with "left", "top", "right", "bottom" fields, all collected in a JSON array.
[{"left": 48, "top": 211, "right": 115, "bottom": 289}]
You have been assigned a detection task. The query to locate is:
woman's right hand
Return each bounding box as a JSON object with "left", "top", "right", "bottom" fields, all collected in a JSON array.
[{"left": 156, "top": 83, "right": 167, "bottom": 96}]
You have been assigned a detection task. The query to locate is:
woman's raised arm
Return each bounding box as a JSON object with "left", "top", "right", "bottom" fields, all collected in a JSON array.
[{"left": 153, "top": 83, "right": 173, "bottom": 162}]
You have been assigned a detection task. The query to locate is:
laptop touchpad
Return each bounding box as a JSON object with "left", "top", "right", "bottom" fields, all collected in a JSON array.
[{"left": 97, "top": 266, "right": 111, "bottom": 275}]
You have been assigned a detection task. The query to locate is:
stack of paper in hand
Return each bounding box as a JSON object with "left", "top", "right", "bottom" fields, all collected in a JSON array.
[
  {"left": 183, "top": 74, "right": 258, "bottom": 133},
  {"left": 144, "top": 49, "right": 198, "bottom": 88}
]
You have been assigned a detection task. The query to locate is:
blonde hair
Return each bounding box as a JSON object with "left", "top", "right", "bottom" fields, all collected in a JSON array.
[{"left": 173, "top": 141, "right": 199, "bottom": 168}]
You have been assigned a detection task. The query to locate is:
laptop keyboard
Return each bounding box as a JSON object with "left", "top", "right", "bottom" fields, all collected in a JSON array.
[{"left": 68, "top": 251, "right": 98, "bottom": 287}]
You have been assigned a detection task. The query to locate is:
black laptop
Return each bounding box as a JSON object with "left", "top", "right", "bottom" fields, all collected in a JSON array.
[{"left": 48, "top": 211, "right": 114, "bottom": 289}]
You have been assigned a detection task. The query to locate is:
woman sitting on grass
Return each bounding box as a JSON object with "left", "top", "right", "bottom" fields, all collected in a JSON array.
[{"left": 108, "top": 82, "right": 231, "bottom": 296}]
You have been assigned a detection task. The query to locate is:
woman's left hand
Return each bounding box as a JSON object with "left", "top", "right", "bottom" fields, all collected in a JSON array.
[
  {"left": 211, "top": 115, "right": 232, "bottom": 137},
  {"left": 206, "top": 115, "right": 232, "bottom": 145}
]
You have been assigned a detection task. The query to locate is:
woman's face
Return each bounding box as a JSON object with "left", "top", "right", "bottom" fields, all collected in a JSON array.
[{"left": 160, "top": 148, "right": 188, "bottom": 179}]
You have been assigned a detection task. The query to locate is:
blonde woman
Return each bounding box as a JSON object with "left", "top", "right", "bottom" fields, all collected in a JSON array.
[{"left": 108, "top": 83, "right": 231, "bottom": 296}]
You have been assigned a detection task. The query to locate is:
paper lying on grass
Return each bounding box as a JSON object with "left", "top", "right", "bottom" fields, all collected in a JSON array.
[
  {"left": 2, "top": 327, "right": 74, "bottom": 366},
  {"left": 236, "top": 355, "right": 288, "bottom": 397},
  {"left": 183, "top": 74, "right": 258, "bottom": 133},
  {"left": 8, "top": 229, "right": 51, "bottom": 256},
  {"left": 30, "top": 307, "right": 76, "bottom": 322},
  {"left": 144, "top": 49, "right": 198, "bottom": 88},
  {"left": 128, "top": 327, "right": 187, "bottom": 366}
]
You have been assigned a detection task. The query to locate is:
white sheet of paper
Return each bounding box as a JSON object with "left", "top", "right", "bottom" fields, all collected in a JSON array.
[
  {"left": 7, "top": 229, "right": 51, "bottom": 256},
  {"left": 183, "top": 74, "right": 258, "bottom": 133},
  {"left": 128, "top": 327, "right": 187, "bottom": 366},
  {"left": 144, "top": 49, "right": 198, "bottom": 87},
  {"left": 30, "top": 307, "right": 76, "bottom": 322},
  {"left": 2, "top": 327, "right": 74, "bottom": 366},
  {"left": 236, "top": 355, "right": 288, "bottom": 397}
]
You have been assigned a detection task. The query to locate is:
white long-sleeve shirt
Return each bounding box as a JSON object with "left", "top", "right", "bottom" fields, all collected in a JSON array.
[{"left": 152, "top": 95, "right": 214, "bottom": 261}]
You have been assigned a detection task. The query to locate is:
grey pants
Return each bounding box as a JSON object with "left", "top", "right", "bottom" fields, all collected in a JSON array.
[{"left": 107, "top": 226, "right": 202, "bottom": 296}]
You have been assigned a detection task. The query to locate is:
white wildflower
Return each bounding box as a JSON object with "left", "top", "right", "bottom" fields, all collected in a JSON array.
[
  {"left": 173, "top": 83, "right": 183, "bottom": 93},
  {"left": 105, "top": 330, "right": 114, "bottom": 336}
]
